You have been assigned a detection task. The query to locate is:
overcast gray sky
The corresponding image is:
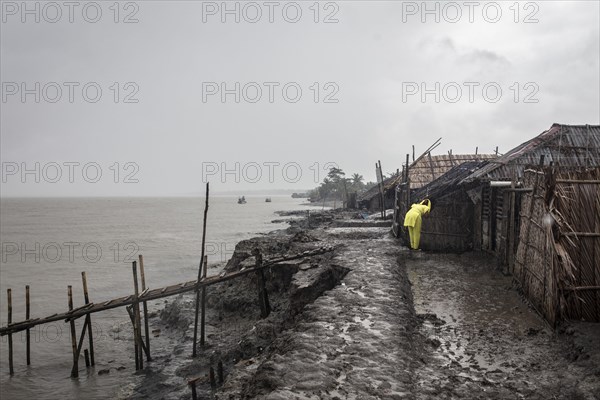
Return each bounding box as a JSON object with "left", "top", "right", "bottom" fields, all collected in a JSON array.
[{"left": 1, "top": 0, "right": 599, "bottom": 196}]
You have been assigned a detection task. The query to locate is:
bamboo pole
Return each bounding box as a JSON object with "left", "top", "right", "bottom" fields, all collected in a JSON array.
[
  {"left": 125, "top": 306, "right": 150, "bottom": 357},
  {"left": 556, "top": 179, "right": 600, "bottom": 184},
  {"left": 520, "top": 156, "right": 544, "bottom": 283},
  {"left": 81, "top": 272, "right": 95, "bottom": 366},
  {"left": 84, "top": 349, "right": 90, "bottom": 367},
  {"left": 0, "top": 246, "right": 334, "bottom": 337},
  {"left": 25, "top": 285, "right": 30, "bottom": 366},
  {"left": 68, "top": 286, "right": 79, "bottom": 378},
  {"left": 193, "top": 182, "right": 210, "bottom": 358},
  {"left": 138, "top": 255, "right": 151, "bottom": 361},
  {"left": 74, "top": 318, "right": 90, "bottom": 367},
  {"left": 7, "top": 289, "right": 14, "bottom": 375},
  {"left": 132, "top": 261, "right": 144, "bottom": 370},
  {"left": 200, "top": 255, "right": 208, "bottom": 347},
  {"left": 377, "top": 161, "right": 385, "bottom": 218}
]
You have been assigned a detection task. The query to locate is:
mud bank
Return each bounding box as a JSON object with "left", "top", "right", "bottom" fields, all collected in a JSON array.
[
  {"left": 217, "top": 228, "right": 417, "bottom": 399},
  {"left": 126, "top": 210, "right": 599, "bottom": 400},
  {"left": 125, "top": 219, "right": 348, "bottom": 399}
]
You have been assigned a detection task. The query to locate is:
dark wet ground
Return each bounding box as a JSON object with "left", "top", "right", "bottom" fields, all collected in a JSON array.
[
  {"left": 407, "top": 252, "right": 600, "bottom": 399},
  {"left": 127, "top": 212, "right": 600, "bottom": 400}
]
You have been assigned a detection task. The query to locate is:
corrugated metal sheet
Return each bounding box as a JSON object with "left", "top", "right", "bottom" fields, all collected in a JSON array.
[
  {"left": 463, "top": 124, "right": 600, "bottom": 182},
  {"left": 409, "top": 153, "right": 497, "bottom": 188}
]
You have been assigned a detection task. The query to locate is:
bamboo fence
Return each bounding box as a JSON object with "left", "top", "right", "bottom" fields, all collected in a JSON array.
[{"left": 514, "top": 167, "right": 600, "bottom": 325}]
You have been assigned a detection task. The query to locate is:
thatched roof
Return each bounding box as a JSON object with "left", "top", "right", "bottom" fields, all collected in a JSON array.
[
  {"left": 357, "top": 174, "right": 403, "bottom": 202},
  {"left": 463, "top": 123, "right": 600, "bottom": 183},
  {"left": 409, "top": 154, "right": 497, "bottom": 189},
  {"left": 411, "top": 161, "right": 490, "bottom": 202}
]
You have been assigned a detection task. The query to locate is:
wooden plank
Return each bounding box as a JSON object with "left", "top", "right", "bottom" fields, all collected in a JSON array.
[{"left": 556, "top": 179, "right": 600, "bottom": 184}]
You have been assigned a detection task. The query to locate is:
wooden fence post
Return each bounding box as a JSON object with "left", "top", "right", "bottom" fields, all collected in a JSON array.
[
  {"left": 26, "top": 285, "right": 30, "bottom": 366},
  {"left": 68, "top": 286, "right": 79, "bottom": 378},
  {"left": 138, "top": 255, "right": 151, "bottom": 361},
  {"left": 81, "top": 272, "right": 95, "bottom": 366},
  {"left": 7, "top": 289, "right": 14, "bottom": 375},
  {"left": 131, "top": 261, "right": 144, "bottom": 370},
  {"left": 193, "top": 182, "right": 210, "bottom": 358}
]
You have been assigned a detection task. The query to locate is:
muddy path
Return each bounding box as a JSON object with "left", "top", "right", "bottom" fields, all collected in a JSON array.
[
  {"left": 125, "top": 211, "right": 599, "bottom": 399},
  {"left": 217, "top": 227, "right": 419, "bottom": 399},
  {"left": 406, "top": 252, "right": 600, "bottom": 399}
]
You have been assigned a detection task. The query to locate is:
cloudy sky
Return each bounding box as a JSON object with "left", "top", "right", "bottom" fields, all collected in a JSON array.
[{"left": 1, "top": 0, "right": 599, "bottom": 196}]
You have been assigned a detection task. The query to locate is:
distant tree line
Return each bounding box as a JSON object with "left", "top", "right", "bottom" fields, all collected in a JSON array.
[{"left": 308, "top": 167, "right": 377, "bottom": 202}]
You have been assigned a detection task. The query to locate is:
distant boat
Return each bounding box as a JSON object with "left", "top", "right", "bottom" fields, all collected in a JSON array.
[
  {"left": 238, "top": 196, "right": 247, "bottom": 204},
  {"left": 265, "top": 197, "right": 272, "bottom": 202}
]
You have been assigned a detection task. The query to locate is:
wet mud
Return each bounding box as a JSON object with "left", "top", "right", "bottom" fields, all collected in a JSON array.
[
  {"left": 407, "top": 252, "right": 600, "bottom": 400},
  {"left": 126, "top": 210, "right": 600, "bottom": 400}
]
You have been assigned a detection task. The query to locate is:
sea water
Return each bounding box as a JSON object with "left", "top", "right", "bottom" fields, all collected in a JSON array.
[{"left": 0, "top": 196, "right": 317, "bottom": 399}]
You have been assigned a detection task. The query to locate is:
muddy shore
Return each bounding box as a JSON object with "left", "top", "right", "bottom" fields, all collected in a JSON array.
[{"left": 125, "top": 209, "right": 600, "bottom": 400}]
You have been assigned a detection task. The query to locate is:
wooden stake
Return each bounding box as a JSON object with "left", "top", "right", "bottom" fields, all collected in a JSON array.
[
  {"left": 138, "top": 255, "right": 151, "bottom": 361},
  {"left": 68, "top": 286, "right": 79, "bottom": 378},
  {"left": 26, "top": 285, "right": 30, "bottom": 366},
  {"left": 200, "top": 257, "right": 208, "bottom": 347},
  {"left": 126, "top": 306, "right": 150, "bottom": 358},
  {"left": 209, "top": 366, "right": 216, "bottom": 388},
  {"left": 132, "top": 261, "right": 144, "bottom": 370},
  {"left": 84, "top": 349, "right": 90, "bottom": 367},
  {"left": 7, "top": 288, "right": 14, "bottom": 375},
  {"left": 190, "top": 382, "right": 198, "bottom": 400},
  {"left": 218, "top": 360, "right": 224, "bottom": 384},
  {"left": 81, "top": 272, "right": 95, "bottom": 366},
  {"left": 193, "top": 182, "right": 210, "bottom": 358},
  {"left": 254, "top": 249, "right": 271, "bottom": 318}
]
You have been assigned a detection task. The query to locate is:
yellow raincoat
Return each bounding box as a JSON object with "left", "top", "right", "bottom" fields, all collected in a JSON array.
[{"left": 403, "top": 199, "right": 431, "bottom": 250}]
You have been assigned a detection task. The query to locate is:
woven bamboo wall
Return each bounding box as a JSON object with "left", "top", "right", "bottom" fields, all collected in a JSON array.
[{"left": 514, "top": 167, "right": 600, "bottom": 325}]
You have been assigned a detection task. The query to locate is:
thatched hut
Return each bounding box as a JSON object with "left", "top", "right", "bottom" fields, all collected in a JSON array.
[
  {"left": 357, "top": 174, "right": 403, "bottom": 211},
  {"left": 400, "top": 161, "right": 490, "bottom": 251},
  {"left": 461, "top": 123, "right": 600, "bottom": 271},
  {"left": 408, "top": 153, "right": 497, "bottom": 188},
  {"left": 391, "top": 153, "right": 496, "bottom": 239},
  {"left": 514, "top": 166, "right": 600, "bottom": 325}
]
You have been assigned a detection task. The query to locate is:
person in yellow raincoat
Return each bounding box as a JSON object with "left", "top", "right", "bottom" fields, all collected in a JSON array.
[{"left": 403, "top": 199, "right": 432, "bottom": 250}]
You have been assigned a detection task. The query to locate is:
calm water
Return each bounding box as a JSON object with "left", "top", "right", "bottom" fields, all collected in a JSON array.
[{"left": 0, "top": 196, "right": 318, "bottom": 399}]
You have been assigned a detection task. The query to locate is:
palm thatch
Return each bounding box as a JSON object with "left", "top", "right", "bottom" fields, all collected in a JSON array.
[
  {"left": 409, "top": 153, "right": 496, "bottom": 188},
  {"left": 514, "top": 167, "right": 600, "bottom": 325}
]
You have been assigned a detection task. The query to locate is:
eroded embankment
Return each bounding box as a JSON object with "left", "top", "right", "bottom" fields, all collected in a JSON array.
[
  {"left": 126, "top": 228, "right": 351, "bottom": 400},
  {"left": 216, "top": 227, "right": 419, "bottom": 400}
]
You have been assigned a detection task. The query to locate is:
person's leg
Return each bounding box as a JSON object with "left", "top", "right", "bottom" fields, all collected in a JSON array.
[{"left": 414, "top": 216, "right": 422, "bottom": 249}]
